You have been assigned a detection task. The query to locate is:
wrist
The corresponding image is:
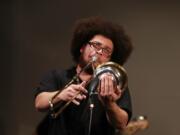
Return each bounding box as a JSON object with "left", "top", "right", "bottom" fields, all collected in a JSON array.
[{"left": 105, "top": 101, "right": 117, "bottom": 110}]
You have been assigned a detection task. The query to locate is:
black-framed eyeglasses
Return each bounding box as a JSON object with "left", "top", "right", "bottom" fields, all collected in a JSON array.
[{"left": 88, "top": 41, "right": 112, "bottom": 57}]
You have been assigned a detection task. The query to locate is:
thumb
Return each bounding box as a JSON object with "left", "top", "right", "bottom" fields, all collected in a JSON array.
[{"left": 80, "top": 81, "right": 87, "bottom": 87}]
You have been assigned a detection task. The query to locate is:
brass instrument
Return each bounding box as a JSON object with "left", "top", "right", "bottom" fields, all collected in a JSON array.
[
  {"left": 49, "top": 61, "right": 128, "bottom": 118},
  {"left": 94, "top": 62, "right": 128, "bottom": 91}
]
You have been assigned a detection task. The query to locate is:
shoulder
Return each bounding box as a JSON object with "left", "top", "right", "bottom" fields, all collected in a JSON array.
[
  {"left": 42, "top": 66, "right": 76, "bottom": 79},
  {"left": 53, "top": 66, "right": 76, "bottom": 79},
  {"left": 36, "top": 66, "right": 76, "bottom": 91},
  {"left": 48, "top": 66, "right": 76, "bottom": 86}
]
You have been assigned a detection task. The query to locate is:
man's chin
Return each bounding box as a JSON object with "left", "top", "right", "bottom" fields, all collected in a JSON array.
[{"left": 84, "top": 66, "right": 94, "bottom": 75}]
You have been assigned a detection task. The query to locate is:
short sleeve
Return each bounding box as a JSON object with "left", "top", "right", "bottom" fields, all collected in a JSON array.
[
  {"left": 34, "top": 70, "right": 60, "bottom": 98},
  {"left": 117, "top": 87, "right": 132, "bottom": 121}
]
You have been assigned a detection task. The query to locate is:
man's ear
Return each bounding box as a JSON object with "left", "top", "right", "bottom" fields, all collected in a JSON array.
[{"left": 80, "top": 45, "right": 85, "bottom": 53}]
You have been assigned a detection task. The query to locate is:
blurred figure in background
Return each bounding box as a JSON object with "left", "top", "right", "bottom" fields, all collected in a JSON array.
[{"left": 120, "top": 116, "right": 149, "bottom": 135}]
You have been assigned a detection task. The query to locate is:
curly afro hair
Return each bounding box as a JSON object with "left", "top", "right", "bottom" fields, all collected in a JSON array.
[{"left": 70, "top": 16, "right": 133, "bottom": 65}]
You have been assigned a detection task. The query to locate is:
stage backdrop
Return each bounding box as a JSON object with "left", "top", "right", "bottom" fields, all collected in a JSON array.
[{"left": 1, "top": 1, "right": 180, "bottom": 135}]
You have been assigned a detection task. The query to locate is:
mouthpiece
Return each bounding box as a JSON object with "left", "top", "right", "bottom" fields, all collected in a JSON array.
[{"left": 91, "top": 56, "right": 97, "bottom": 63}]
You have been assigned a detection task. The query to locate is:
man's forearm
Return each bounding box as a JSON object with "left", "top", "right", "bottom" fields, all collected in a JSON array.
[
  {"left": 106, "top": 102, "right": 128, "bottom": 130},
  {"left": 35, "top": 91, "right": 59, "bottom": 112}
]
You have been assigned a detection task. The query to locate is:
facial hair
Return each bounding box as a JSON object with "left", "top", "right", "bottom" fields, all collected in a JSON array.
[{"left": 78, "top": 55, "right": 94, "bottom": 75}]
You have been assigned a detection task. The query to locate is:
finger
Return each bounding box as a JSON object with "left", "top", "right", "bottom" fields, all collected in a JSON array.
[
  {"left": 99, "top": 74, "right": 110, "bottom": 96},
  {"left": 71, "top": 83, "right": 87, "bottom": 94},
  {"left": 68, "top": 87, "right": 79, "bottom": 96},
  {"left": 72, "top": 99, "right": 80, "bottom": 105},
  {"left": 80, "top": 81, "right": 87, "bottom": 87},
  {"left": 67, "top": 91, "right": 77, "bottom": 100},
  {"left": 81, "top": 93, "right": 87, "bottom": 99},
  {"left": 97, "top": 84, "right": 100, "bottom": 93},
  {"left": 82, "top": 94, "right": 86, "bottom": 99},
  {"left": 79, "top": 81, "right": 88, "bottom": 93},
  {"left": 103, "top": 74, "right": 114, "bottom": 96},
  {"left": 104, "top": 75, "right": 109, "bottom": 96},
  {"left": 75, "top": 93, "right": 85, "bottom": 100},
  {"left": 100, "top": 75, "right": 105, "bottom": 96},
  {"left": 116, "top": 85, "right": 123, "bottom": 95},
  {"left": 108, "top": 76, "right": 114, "bottom": 95}
]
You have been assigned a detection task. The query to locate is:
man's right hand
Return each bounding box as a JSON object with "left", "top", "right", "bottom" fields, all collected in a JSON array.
[{"left": 57, "top": 81, "right": 88, "bottom": 105}]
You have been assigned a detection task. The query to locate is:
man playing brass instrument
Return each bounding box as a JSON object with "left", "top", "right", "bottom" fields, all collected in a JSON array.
[{"left": 34, "top": 16, "right": 133, "bottom": 135}]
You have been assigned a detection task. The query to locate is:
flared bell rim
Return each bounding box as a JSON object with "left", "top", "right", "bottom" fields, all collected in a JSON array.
[{"left": 94, "top": 61, "right": 128, "bottom": 91}]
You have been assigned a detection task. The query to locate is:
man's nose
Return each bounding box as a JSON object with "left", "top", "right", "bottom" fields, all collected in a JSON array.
[
  {"left": 96, "top": 49, "right": 103, "bottom": 55},
  {"left": 90, "top": 49, "right": 103, "bottom": 58},
  {"left": 90, "top": 49, "right": 98, "bottom": 56}
]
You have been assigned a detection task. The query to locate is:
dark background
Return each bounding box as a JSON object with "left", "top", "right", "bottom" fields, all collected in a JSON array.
[{"left": 1, "top": 1, "right": 180, "bottom": 135}]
